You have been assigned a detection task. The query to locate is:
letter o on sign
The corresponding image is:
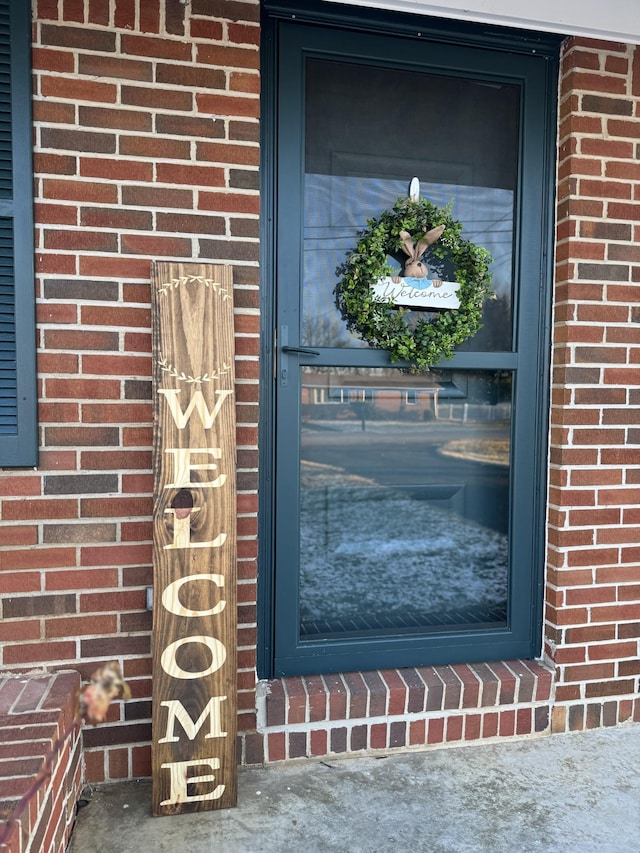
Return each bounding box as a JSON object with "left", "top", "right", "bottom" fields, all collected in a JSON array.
[{"left": 160, "top": 635, "right": 227, "bottom": 680}]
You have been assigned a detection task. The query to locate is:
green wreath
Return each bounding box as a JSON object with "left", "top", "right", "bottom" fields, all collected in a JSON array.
[{"left": 334, "top": 197, "right": 494, "bottom": 371}]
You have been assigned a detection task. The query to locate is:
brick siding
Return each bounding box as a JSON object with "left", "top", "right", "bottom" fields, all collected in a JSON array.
[
  {"left": 2, "top": 0, "right": 260, "bottom": 781},
  {"left": 0, "top": 4, "right": 639, "bottom": 786},
  {"left": 548, "top": 37, "right": 640, "bottom": 731}
]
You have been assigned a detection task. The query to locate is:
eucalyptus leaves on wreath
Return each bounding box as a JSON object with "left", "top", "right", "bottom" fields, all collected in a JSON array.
[{"left": 334, "top": 197, "right": 494, "bottom": 371}]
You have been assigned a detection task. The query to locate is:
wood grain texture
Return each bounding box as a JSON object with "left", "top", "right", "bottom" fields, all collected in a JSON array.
[{"left": 150, "top": 262, "right": 237, "bottom": 815}]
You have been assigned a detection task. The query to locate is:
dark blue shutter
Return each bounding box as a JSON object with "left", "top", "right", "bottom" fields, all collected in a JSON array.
[{"left": 0, "top": 0, "right": 36, "bottom": 466}]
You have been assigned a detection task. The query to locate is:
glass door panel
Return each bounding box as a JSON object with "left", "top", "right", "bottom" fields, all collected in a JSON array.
[
  {"left": 299, "top": 367, "right": 512, "bottom": 639},
  {"left": 302, "top": 58, "right": 519, "bottom": 352}
]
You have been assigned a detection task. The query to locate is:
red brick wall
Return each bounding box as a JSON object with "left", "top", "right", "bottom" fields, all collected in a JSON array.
[
  {"left": 548, "top": 37, "right": 640, "bottom": 732},
  {"left": 1, "top": 0, "right": 260, "bottom": 781}
]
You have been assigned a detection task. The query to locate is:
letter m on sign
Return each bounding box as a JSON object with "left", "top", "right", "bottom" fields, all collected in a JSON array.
[{"left": 150, "top": 262, "right": 238, "bottom": 815}]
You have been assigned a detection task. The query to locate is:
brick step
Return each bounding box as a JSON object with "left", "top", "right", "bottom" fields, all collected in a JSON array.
[
  {"left": 0, "top": 672, "right": 82, "bottom": 853},
  {"left": 256, "top": 660, "right": 555, "bottom": 762}
]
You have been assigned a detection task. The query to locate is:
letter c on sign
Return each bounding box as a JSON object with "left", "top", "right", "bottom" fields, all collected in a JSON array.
[
  {"left": 160, "top": 635, "right": 227, "bottom": 679},
  {"left": 161, "top": 573, "right": 226, "bottom": 617}
]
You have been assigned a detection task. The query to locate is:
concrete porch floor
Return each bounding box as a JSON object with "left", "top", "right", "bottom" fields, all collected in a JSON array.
[{"left": 69, "top": 726, "right": 640, "bottom": 853}]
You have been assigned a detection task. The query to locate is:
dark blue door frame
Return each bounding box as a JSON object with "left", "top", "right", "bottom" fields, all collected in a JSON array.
[{"left": 258, "top": 1, "right": 561, "bottom": 679}]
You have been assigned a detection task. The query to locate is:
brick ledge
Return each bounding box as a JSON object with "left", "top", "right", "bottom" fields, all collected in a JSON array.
[{"left": 256, "top": 660, "right": 554, "bottom": 762}]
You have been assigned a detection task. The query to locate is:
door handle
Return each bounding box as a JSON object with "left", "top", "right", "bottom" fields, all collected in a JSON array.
[
  {"left": 281, "top": 345, "right": 320, "bottom": 356},
  {"left": 278, "top": 326, "right": 319, "bottom": 387},
  {"left": 279, "top": 343, "right": 319, "bottom": 387}
]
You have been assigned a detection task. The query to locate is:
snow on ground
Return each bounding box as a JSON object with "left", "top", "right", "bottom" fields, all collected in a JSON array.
[{"left": 299, "top": 463, "right": 508, "bottom": 628}]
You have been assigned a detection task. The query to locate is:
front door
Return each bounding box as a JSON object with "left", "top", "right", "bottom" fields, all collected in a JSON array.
[{"left": 265, "top": 12, "right": 558, "bottom": 677}]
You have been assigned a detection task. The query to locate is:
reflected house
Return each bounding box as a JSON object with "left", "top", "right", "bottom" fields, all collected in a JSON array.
[
  {"left": 301, "top": 369, "right": 512, "bottom": 424},
  {"left": 301, "top": 369, "right": 443, "bottom": 422}
]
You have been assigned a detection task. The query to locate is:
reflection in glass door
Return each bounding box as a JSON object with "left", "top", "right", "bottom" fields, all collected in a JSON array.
[
  {"left": 299, "top": 367, "right": 511, "bottom": 638},
  {"left": 302, "top": 58, "right": 519, "bottom": 353},
  {"left": 270, "top": 19, "right": 556, "bottom": 676}
]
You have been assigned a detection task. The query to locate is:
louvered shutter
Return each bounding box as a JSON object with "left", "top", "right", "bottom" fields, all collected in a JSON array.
[{"left": 0, "top": 0, "right": 36, "bottom": 466}]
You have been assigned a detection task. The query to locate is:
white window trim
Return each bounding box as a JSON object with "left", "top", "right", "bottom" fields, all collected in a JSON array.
[{"left": 323, "top": 0, "right": 640, "bottom": 44}]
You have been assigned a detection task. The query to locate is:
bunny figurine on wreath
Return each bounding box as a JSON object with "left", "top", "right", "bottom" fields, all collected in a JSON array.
[{"left": 391, "top": 226, "right": 446, "bottom": 291}]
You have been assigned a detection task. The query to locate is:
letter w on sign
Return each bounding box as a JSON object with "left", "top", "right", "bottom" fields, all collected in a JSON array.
[{"left": 150, "top": 262, "right": 237, "bottom": 815}]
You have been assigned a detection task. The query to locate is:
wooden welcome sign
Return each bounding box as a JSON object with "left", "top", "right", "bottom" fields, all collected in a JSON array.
[{"left": 150, "top": 262, "right": 237, "bottom": 815}]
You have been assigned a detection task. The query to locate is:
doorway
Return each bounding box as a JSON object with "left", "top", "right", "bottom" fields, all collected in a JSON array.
[{"left": 261, "top": 7, "right": 559, "bottom": 677}]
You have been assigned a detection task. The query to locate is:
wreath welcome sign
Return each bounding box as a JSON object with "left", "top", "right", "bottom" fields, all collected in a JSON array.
[{"left": 334, "top": 192, "right": 494, "bottom": 370}]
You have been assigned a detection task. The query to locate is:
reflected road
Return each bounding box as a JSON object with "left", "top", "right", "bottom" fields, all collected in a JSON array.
[{"left": 302, "top": 419, "right": 510, "bottom": 534}]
